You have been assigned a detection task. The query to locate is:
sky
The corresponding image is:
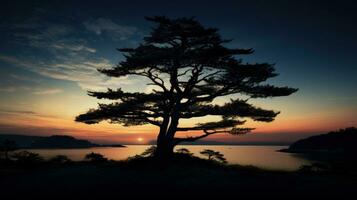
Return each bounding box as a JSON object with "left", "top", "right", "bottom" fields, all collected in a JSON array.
[{"left": 0, "top": 0, "right": 356, "bottom": 144}]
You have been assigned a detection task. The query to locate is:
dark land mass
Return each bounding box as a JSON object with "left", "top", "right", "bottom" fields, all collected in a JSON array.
[
  {"left": 0, "top": 134, "right": 125, "bottom": 149},
  {"left": 0, "top": 154, "right": 356, "bottom": 198},
  {"left": 280, "top": 127, "right": 357, "bottom": 154},
  {"left": 279, "top": 127, "right": 357, "bottom": 170}
]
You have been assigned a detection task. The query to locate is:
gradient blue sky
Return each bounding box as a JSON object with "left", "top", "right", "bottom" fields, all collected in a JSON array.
[{"left": 0, "top": 0, "right": 356, "bottom": 144}]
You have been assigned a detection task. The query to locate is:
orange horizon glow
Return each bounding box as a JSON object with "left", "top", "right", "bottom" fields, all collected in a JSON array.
[{"left": 1, "top": 99, "right": 356, "bottom": 144}]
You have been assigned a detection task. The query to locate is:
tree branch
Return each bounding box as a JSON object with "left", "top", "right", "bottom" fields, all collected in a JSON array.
[
  {"left": 146, "top": 68, "right": 168, "bottom": 92},
  {"left": 174, "top": 130, "right": 216, "bottom": 144}
]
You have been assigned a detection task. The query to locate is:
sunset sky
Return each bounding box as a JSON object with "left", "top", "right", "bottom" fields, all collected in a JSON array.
[{"left": 0, "top": 0, "right": 356, "bottom": 144}]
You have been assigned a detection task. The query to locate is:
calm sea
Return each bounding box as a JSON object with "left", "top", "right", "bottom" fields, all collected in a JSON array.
[{"left": 23, "top": 145, "right": 312, "bottom": 171}]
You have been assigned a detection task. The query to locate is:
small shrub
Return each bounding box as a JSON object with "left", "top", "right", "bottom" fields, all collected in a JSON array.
[
  {"left": 176, "top": 148, "right": 193, "bottom": 156},
  {"left": 140, "top": 146, "right": 157, "bottom": 157},
  {"left": 84, "top": 152, "right": 108, "bottom": 163}
]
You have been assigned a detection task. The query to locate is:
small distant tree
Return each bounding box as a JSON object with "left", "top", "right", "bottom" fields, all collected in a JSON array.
[
  {"left": 200, "top": 149, "right": 227, "bottom": 164},
  {"left": 176, "top": 148, "right": 193, "bottom": 156},
  {"left": 84, "top": 152, "right": 108, "bottom": 163},
  {"left": 0, "top": 139, "right": 17, "bottom": 161},
  {"left": 76, "top": 16, "right": 298, "bottom": 158}
]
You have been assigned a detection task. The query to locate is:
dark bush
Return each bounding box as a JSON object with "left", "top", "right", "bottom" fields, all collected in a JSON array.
[
  {"left": 176, "top": 148, "right": 193, "bottom": 156},
  {"left": 84, "top": 152, "right": 108, "bottom": 163},
  {"left": 140, "top": 146, "right": 157, "bottom": 157},
  {"left": 11, "top": 151, "right": 44, "bottom": 165}
]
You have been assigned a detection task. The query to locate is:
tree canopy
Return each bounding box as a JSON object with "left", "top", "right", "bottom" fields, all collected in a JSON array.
[{"left": 76, "top": 16, "right": 297, "bottom": 157}]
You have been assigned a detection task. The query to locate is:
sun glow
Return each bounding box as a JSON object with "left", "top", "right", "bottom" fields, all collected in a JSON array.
[{"left": 137, "top": 137, "right": 143, "bottom": 142}]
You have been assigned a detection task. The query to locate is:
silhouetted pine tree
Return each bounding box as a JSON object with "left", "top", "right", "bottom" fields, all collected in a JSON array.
[
  {"left": 200, "top": 149, "right": 227, "bottom": 164},
  {"left": 76, "top": 16, "right": 297, "bottom": 158}
]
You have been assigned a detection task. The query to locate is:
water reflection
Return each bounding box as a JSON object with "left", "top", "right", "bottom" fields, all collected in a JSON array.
[{"left": 23, "top": 145, "right": 312, "bottom": 171}]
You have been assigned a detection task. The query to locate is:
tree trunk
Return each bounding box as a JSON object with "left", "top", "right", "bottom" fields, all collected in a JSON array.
[
  {"left": 155, "top": 113, "right": 179, "bottom": 159},
  {"left": 154, "top": 115, "right": 174, "bottom": 158},
  {"left": 155, "top": 137, "right": 174, "bottom": 159}
]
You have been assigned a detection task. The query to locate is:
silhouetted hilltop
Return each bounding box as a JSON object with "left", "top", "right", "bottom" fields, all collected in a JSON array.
[
  {"left": 31, "top": 135, "right": 97, "bottom": 148},
  {"left": 0, "top": 134, "right": 124, "bottom": 149},
  {"left": 280, "top": 127, "right": 357, "bottom": 153}
]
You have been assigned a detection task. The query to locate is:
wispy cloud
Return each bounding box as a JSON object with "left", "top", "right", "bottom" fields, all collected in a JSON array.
[
  {"left": 0, "top": 55, "right": 136, "bottom": 91},
  {"left": 0, "top": 85, "right": 32, "bottom": 93},
  {"left": 15, "top": 33, "right": 97, "bottom": 56},
  {"left": 1, "top": 16, "right": 140, "bottom": 92},
  {"left": 52, "top": 41, "right": 97, "bottom": 53},
  {"left": 11, "top": 18, "right": 97, "bottom": 57},
  {"left": 10, "top": 74, "right": 42, "bottom": 83},
  {"left": 0, "top": 83, "right": 62, "bottom": 95},
  {"left": 0, "top": 109, "right": 57, "bottom": 119},
  {"left": 0, "top": 109, "right": 36, "bottom": 115},
  {"left": 32, "top": 89, "right": 62, "bottom": 95},
  {"left": 0, "top": 86, "right": 16, "bottom": 92},
  {"left": 84, "top": 18, "right": 138, "bottom": 40}
]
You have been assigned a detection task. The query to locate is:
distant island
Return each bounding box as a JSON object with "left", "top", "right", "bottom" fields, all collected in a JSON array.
[
  {"left": 0, "top": 134, "right": 125, "bottom": 149},
  {"left": 280, "top": 127, "right": 357, "bottom": 154}
]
